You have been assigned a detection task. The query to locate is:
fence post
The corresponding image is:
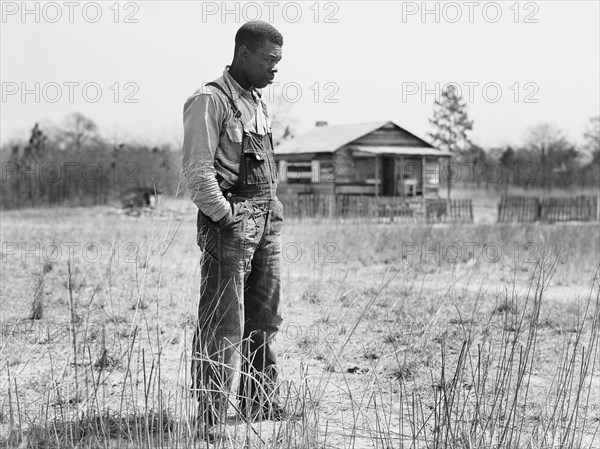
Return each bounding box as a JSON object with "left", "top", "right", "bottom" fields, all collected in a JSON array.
[
  {"left": 497, "top": 197, "right": 503, "bottom": 223},
  {"left": 469, "top": 199, "right": 473, "bottom": 223}
]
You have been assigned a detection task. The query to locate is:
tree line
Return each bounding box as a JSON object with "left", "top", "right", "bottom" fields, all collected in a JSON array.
[
  {"left": 0, "top": 113, "right": 181, "bottom": 209},
  {"left": 428, "top": 86, "right": 599, "bottom": 191}
]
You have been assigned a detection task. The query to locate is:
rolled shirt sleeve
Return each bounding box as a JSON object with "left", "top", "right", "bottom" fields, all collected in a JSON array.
[{"left": 182, "top": 92, "right": 231, "bottom": 223}]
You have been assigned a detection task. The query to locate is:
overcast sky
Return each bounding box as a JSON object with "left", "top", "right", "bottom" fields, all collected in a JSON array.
[{"left": 1, "top": 1, "right": 599, "bottom": 149}]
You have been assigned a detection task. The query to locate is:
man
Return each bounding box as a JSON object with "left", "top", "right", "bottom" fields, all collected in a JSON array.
[{"left": 181, "top": 21, "right": 285, "bottom": 435}]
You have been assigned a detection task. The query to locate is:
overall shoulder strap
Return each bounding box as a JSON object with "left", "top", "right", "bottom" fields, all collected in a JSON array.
[{"left": 205, "top": 82, "right": 242, "bottom": 120}]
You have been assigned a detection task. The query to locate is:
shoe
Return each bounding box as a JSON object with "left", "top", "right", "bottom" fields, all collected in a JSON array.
[
  {"left": 242, "top": 402, "right": 288, "bottom": 422},
  {"left": 195, "top": 424, "right": 218, "bottom": 442},
  {"left": 195, "top": 405, "right": 219, "bottom": 441},
  {"left": 195, "top": 416, "right": 228, "bottom": 442},
  {"left": 196, "top": 406, "right": 216, "bottom": 426}
]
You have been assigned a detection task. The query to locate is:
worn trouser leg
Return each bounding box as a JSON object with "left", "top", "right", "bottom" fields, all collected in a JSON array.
[
  {"left": 192, "top": 198, "right": 284, "bottom": 420},
  {"left": 238, "top": 200, "right": 284, "bottom": 411},
  {"left": 192, "top": 205, "right": 247, "bottom": 423}
]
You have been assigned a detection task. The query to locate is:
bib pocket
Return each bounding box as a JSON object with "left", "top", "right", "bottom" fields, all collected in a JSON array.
[{"left": 242, "top": 132, "right": 270, "bottom": 185}]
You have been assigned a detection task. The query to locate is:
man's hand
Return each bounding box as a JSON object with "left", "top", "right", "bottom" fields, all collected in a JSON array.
[{"left": 216, "top": 209, "right": 234, "bottom": 229}]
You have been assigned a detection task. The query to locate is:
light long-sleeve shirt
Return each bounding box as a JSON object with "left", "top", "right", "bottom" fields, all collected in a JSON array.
[{"left": 182, "top": 66, "right": 270, "bottom": 222}]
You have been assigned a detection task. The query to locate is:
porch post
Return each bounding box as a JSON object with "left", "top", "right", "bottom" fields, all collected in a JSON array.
[
  {"left": 421, "top": 155, "right": 426, "bottom": 211},
  {"left": 446, "top": 157, "right": 451, "bottom": 199},
  {"left": 399, "top": 156, "right": 404, "bottom": 198},
  {"left": 375, "top": 154, "right": 380, "bottom": 197},
  {"left": 392, "top": 157, "right": 397, "bottom": 196}
]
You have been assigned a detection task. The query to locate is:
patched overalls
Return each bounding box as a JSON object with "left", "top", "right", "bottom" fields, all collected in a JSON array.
[{"left": 191, "top": 81, "right": 284, "bottom": 421}]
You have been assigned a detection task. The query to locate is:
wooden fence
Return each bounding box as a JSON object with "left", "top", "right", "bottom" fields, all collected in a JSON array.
[
  {"left": 279, "top": 194, "right": 473, "bottom": 223},
  {"left": 498, "top": 195, "right": 599, "bottom": 223}
]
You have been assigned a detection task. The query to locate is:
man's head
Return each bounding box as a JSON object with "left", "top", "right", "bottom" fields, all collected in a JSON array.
[{"left": 231, "top": 21, "right": 283, "bottom": 89}]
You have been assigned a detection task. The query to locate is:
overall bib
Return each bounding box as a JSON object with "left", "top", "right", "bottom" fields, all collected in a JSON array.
[{"left": 192, "top": 81, "right": 284, "bottom": 421}]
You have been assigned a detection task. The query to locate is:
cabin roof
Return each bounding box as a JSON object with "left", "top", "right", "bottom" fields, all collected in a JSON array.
[{"left": 276, "top": 120, "right": 450, "bottom": 156}]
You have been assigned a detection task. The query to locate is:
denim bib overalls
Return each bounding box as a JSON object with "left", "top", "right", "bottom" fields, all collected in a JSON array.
[{"left": 192, "top": 81, "right": 284, "bottom": 421}]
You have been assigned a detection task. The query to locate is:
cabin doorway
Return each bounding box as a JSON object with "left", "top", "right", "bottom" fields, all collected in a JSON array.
[{"left": 382, "top": 156, "right": 395, "bottom": 196}]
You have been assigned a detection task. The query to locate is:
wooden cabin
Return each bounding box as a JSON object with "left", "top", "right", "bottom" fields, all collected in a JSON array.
[{"left": 275, "top": 121, "right": 452, "bottom": 198}]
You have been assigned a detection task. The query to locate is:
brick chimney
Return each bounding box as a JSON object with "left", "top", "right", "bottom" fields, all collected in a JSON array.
[{"left": 315, "top": 121, "right": 328, "bottom": 127}]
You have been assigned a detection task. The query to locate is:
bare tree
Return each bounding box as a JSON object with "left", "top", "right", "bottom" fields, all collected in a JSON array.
[
  {"left": 524, "top": 123, "right": 576, "bottom": 190},
  {"left": 582, "top": 116, "right": 600, "bottom": 186},
  {"left": 60, "top": 112, "right": 100, "bottom": 150},
  {"left": 582, "top": 116, "right": 600, "bottom": 161},
  {"left": 265, "top": 94, "right": 297, "bottom": 146}
]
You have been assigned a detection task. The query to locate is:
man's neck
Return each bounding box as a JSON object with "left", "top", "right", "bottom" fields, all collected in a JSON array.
[{"left": 227, "top": 64, "right": 251, "bottom": 90}]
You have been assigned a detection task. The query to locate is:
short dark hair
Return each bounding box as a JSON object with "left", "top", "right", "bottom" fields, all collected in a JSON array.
[{"left": 234, "top": 21, "right": 283, "bottom": 54}]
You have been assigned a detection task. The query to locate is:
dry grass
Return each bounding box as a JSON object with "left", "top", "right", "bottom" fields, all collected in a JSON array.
[{"left": 0, "top": 195, "right": 598, "bottom": 448}]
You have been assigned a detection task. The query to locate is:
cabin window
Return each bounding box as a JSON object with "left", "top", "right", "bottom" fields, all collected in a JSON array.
[
  {"left": 280, "top": 160, "right": 335, "bottom": 183},
  {"left": 278, "top": 160, "right": 287, "bottom": 182},
  {"left": 425, "top": 159, "right": 440, "bottom": 185},
  {"left": 311, "top": 160, "right": 320, "bottom": 182},
  {"left": 354, "top": 158, "right": 376, "bottom": 184},
  {"left": 284, "top": 161, "right": 312, "bottom": 183}
]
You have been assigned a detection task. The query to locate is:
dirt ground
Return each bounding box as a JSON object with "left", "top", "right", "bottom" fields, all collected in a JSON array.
[{"left": 1, "top": 197, "right": 599, "bottom": 448}]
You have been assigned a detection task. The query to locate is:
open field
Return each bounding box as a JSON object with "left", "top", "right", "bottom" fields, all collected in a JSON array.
[{"left": 1, "top": 195, "right": 599, "bottom": 448}]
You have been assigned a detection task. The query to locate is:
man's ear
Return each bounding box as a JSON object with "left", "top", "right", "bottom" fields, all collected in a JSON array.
[{"left": 238, "top": 45, "right": 249, "bottom": 62}]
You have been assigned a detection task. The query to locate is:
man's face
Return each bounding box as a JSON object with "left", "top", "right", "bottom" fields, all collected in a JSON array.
[{"left": 242, "top": 41, "right": 282, "bottom": 89}]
